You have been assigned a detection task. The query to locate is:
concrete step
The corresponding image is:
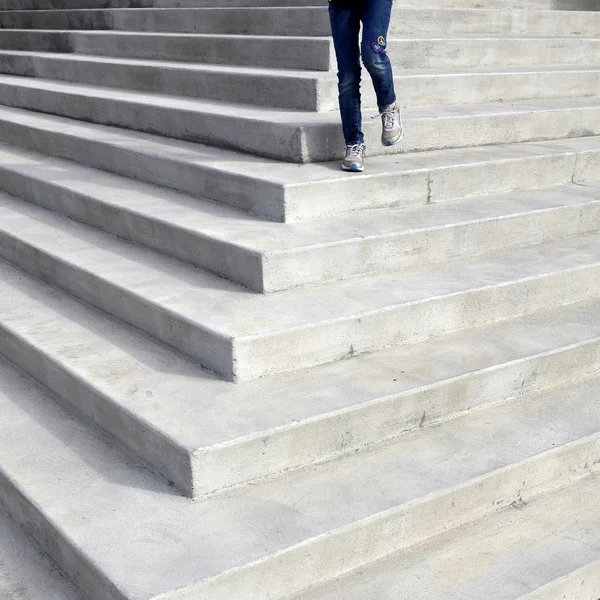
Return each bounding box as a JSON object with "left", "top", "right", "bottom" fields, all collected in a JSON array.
[
  {"left": 2, "top": 253, "right": 600, "bottom": 496},
  {"left": 2, "top": 106, "right": 600, "bottom": 221},
  {"left": 2, "top": 32, "right": 600, "bottom": 72},
  {"left": 2, "top": 76, "right": 600, "bottom": 161},
  {"left": 0, "top": 30, "right": 334, "bottom": 70},
  {"left": 2, "top": 0, "right": 599, "bottom": 9},
  {"left": 0, "top": 508, "right": 84, "bottom": 600},
  {"left": 0, "top": 0, "right": 321, "bottom": 9},
  {"left": 1, "top": 141, "right": 600, "bottom": 291},
  {"left": 295, "top": 474, "right": 600, "bottom": 600},
  {"left": 2, "top": 7, "right": 600, "bottom": 37},
  {"left": 387, "top": 35, "right": 600, "bottom": 69},
  {"left": 1, "top": 190, "right": 600, "bottom": 379},
  {"left": 2, "top": 51, "right": 600, "bottom": 111},
  {"left": 1, "top": 349, "right": 599, "bottom": 600}
]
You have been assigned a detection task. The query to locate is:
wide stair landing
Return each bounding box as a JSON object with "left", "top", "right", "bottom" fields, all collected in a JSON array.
[{"left": 0, "top": 0, "right": 599, "bottom": 599}]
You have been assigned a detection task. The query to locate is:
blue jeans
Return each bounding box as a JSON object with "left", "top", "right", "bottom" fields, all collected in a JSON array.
[{"left": 328, "top": 0, "right": 396, "bottom": 145}]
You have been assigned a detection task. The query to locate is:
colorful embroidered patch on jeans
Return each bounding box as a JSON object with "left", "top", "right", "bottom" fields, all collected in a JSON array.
[{"left": 370, "top": 36, "right": 386, "bottom": 53}]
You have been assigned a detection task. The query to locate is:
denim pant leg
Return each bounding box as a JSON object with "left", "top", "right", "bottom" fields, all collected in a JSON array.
[
  {"left": 360, "top": 0, "right": 396, "bottom": 110},
  {"left": 329, "top": 0, "right": 363, "bottom": 145}
]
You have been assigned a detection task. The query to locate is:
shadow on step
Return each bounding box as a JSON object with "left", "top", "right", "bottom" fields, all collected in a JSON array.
[
  {"left": 553, "top": 0, "right": 600, "bottom": 7},
  {"left": 3, "top": 257, "right": 222, "bottom": 382},
  {"left": 0, "top": 355, "right": 183, "bottom": 497}
]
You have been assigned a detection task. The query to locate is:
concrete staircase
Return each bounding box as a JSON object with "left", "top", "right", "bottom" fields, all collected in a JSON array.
[{"left": 0, "top": 0, "right": 599, "bottom": 598}]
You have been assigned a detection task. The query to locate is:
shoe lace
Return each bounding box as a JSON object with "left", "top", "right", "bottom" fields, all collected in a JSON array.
[
  {"left": 346, "top": 143, "right": 365, "bottom": 157},
  {"left": 381, "top": 105, "right": 397, "bottom": 129}
]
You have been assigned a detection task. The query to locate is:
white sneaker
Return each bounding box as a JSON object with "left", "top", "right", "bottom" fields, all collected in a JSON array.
[
  {"left": 342, "top": 143, "right": 366, "bottom": 172},
  {"left": 380, "top": 103, "right": 404, "bottom": 146}
]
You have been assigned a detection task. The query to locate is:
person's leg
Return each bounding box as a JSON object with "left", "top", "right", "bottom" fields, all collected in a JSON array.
[
  {"left": 329, "top": 0, "right": 363, "bottom": 146},
  {"left": 360, "top": 0, "right": 396, "bottom": 109},
  {"left": 360, "top": 0, "right": 403, "bottom": 146}
]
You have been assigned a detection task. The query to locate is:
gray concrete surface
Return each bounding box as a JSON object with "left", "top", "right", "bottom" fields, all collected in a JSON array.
[
  {"left": 2, "top": 191, "right": 600, "bottom": 379},
  {"left": 3, "top": 256, "right": 600, "bottom": 495},
  {"left": 3, "top": 31, "right": 600, "bottom": 72},
  {"left": 1, "top": 0, "right": 598, "bottom": 8},
  {"left": 3, "top": 6, "right": 600, "bottom": 37},
  {"left": 295, "top": 474, "right": 600, "bottom": 600},
  {"left": 1, "top": 105, "right": 600, "bottom": 221},
  {"left": 0, "top": 509, "right": 84, "bottom": 600},
  {"left": 2, "top": 75, "right": 600, "bottom": 161},
  {"left": 0, "top": 30, "right": 336, "bottom": 70},
  {"left": 1, "top": 51, "right": 600, "bottom": 111},
  {"left": 0, "top": 0, "right": 598, "bottom": 597},
  {"left": 1, "top": 141, "right": 600, "bottom": 291},
  {"left": 0, "top": 353, "right": 599, "bottom": 600}
]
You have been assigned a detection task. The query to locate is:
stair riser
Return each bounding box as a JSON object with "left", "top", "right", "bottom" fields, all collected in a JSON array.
[
  {"left": 0, "top": 468, "right": 122, "bottom": 600},
  {"left": 0, "top": 228, "right": 236, "bottom": 379},
  {"left": 2, "top": 8, "right": 600, "bottom": 37},
  {"left": 1, "top": 220, "right": 599, "bottom": 381},
  {"left": 234, "top": 264, "right": 600, "bottom": 379},
  {"left": 191, "top": 339, "right": 600, "bottom": 496},
  {"left": 2, "top": 53, "right": 599, "bottom": 112},
  {"left": 165, "top": 436, "right": 600, "bottom": 600},
  {"left": 388, "top": 37, "right": 600, "bottom": 70},
  {"left": 263, "top": 202, "right": 600, "bottom": 291},
  {"left": 0, "top": 53, "right": 321, "bottom": 111},
  {"left": 1, "top": 0, "right": 597, "bottom": 9},
  {"left": 1, "top": 111, "right": 598, "bottom": 222},
  {"left": 0, "top": 0, "right": 319, "bottom": 8},
  {"left": 0, "top": 320, "right": 195, "bottom": 496},
  {"left": 3, "top": 32, "right": 600, "bottom": 73},
  {"left": 0, "top": 165, "right": 266, "bottom": 292},
  {"left": 2, "top": 155, "right": 598, "bottom": 292},
  {"left": 2, "top": 80, "right": 600, "bottom": 162},
  {"left": 0, "top": 30, "right": 334, "bottom": 71},
  {"left": 519, "top": 559, "right": 600, "bottom": 600},
  {"left": 282, "top": 149, "right": 600, "bottom": 221},
  {"left": 350, "top": 70, "right": 600, "bottom": 112}
]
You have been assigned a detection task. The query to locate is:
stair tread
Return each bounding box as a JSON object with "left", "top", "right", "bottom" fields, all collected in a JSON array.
[
  {"left": 0, "top": 508, "right": 84, "bottom": 600},
  {"left": 3, "top": 73, "right": 600, "bottom": 122},
  {"left": 5, "top": 48, "right": 600, "bottom": 77},
  {"left": 1, "top": 255, "right": 600, "bottom": 462},
  {"left": 2, "top": 140, "right": 598, "bottom": 256},
  {"left": 3, "top": 103, "right": 600, "bottom": 187},
  {"left": 0, "top": 48, "right": 324, "bottom": 77},
  {"left": 2, "top": 189, "right": 600, "bottom": 338},
  {"left": 4, "top": 28, "right": 600, "bottom": 40},
  {"left": 296, "top": 474, "right": 600, "bottom": 600},
  {"left": 1, "top": 351, "right": 598, "bottom": 599},
  {"left": 2, "top": 74, "right": 599, "bottom": 161}
]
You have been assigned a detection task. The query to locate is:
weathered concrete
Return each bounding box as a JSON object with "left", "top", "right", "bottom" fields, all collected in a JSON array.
[
  {"left": 0, "top": 509, "right": 84, "bottom": 600},
  {"left": 0, "top": 0, "right": 598, "bottom": 597},
  {"left": 295, "top": 474, "right": 600, "bottom": 600},
  {"left": 1, "top": 106, "right": 600, "bottom": 221},
  {"left": 2, "top": 7, "right": 600, "bottom": 37},
  {"left": 1, "top": 51, "right": 599, "bottom": 111},
  {"left": 3, "top": 31, "right": 600, "bottom": 72},
  {"left": 1, "top": 75, "right": 600, "bottom": 161},
  {"left": 2, "top": 190, "right": 600, "bottom": 378},
  {"left": 0, "top": 353, "right": 599, "bottom": 600},
  {"left": 1, "top": 142, "right": 600, "bottom": 291},
  {"left": 3, "top": 256, "right": 600, "bottom": 495}
]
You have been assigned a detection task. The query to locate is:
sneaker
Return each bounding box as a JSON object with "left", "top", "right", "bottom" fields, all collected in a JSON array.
[
  {"left": 342, "top": 143, "right": 366, "bottom": 172},
  {"left": 380, "top": 102, "right": 404, "bottom": 146}
]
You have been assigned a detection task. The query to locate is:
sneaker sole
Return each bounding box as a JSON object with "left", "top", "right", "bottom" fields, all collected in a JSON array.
[
  {"left": 382, "top": 133, "right": 403, "bottom": 147},
  {"left": 341, "top": 163, "right": 364, "bottom": 172}
]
